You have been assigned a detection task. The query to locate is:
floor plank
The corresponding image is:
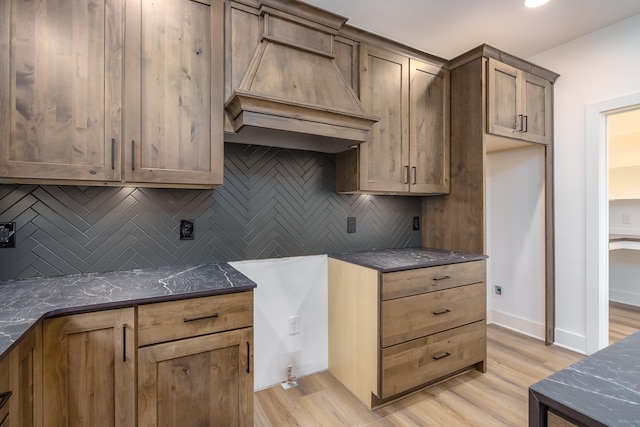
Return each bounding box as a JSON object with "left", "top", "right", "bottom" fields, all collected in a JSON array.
[{"left": 254, "top": 308, "right": 639, "bottom": 427}]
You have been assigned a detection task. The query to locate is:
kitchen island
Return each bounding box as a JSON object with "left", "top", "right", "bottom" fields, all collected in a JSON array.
[
  {"left": 0, "top": 263, "right": 256, "bottom": 426},
  {"left": 329, "top": 247, "right": 488, "bottom": 408},
  {"left": 529, "top": 329, "right": 640, "bottom": 426}
]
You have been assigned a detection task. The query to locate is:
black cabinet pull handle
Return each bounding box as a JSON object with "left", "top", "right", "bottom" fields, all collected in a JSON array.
[
  {"left": 432, "top": 275, "right": 451, "bottom": 281},
  {"left": 523, "top": 115, "right": 528, "bottom": 133},
  {"left": 122, "top": 324, "right": 127, "bottom": 362},
  {"left": 433, "top": 309, "right": 451, "bottom": 316},
  {"left": 433, "top": 352, "right": 451, "bottom": 361},
  {"left": 111, "top": 138, "right": 115, "bottom": 170},
  {"left": 246, "top": 341, "right": 251, "bottom": 374},
  {"left": 131, "top": 140, "right": 135, "bottom": 170},
  {"left": 412, "top": 166, "right": 417, "bottom": 185},
  {"left": 517, "top": 114, "right": 523, "bottom": 131},
  {"left": 404, "top": 166, "right": 409, "bottom": 184},
  {"left": 0, "top": 391, "right": 12, "bottom": 412},
  {"left": 183, "top": 313, "right": 219, "bottom": 323}
]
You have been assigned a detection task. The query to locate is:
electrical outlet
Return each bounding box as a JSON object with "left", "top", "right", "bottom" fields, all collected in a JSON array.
[
  {"left": 180, "top": 220, "right": 194, "bottom": 240},
  {"left": 347, "top": 217, "right": 356, "bottom": 234},
  {"left": 288, "top": 315, "right": 300, "bottom": 335},
  {"left": 494, "top": 285, "right": 502, "bottom": 296},
  {"left": 413, "top": 216, "right": 420, "bottom": 230},
  {"left": 0, "top": 222, "right": 16, "bottom": 248},
  {"left": 623, "top": 214, "right": 632, "bottom": 225}
]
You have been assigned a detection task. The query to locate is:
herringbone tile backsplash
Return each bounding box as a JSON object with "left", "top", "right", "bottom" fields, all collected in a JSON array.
[{"left": 0, "top": 143, "right": 421, "bottom": 281}]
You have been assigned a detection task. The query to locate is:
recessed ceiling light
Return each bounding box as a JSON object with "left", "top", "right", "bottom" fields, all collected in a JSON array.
[{"left": 524, "top": 0, "right": 550, "bottom": 7}]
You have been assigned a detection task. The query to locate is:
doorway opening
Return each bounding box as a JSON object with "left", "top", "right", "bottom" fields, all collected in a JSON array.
[{"left": 586, "top": 92, "right": 640, "bottom": 354}]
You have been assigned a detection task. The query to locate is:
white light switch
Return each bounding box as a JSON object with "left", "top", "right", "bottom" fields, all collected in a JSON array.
[{"left": 623, "top": 214, "right": 632, "bottom": 224}]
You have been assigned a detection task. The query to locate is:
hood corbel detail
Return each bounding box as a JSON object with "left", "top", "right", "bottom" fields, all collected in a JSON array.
[{"left": 224, "top": 0, "right": 379, "bottom": 153}]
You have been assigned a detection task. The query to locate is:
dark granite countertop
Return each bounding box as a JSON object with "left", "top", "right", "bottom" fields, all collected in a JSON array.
[
  {"left": 0, "top": 263, "right": 256, "bottom": 358},
  {"left": 530, "top": 330, "right": 640, "bottom": 426},
  {"left": 329, "top": 247, "right": 487, "bottom": 273}
]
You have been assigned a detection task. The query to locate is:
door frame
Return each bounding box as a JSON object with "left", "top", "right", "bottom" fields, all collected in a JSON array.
[{"left": 585, "top": 92, "right": 640, "bottom": 354}]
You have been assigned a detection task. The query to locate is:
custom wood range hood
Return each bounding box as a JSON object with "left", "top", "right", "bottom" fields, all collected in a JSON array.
[{"left": 224, "top": 0, "right": 379, "bottom": 153}]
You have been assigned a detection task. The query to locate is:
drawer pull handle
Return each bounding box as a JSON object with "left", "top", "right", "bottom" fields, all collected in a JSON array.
[
  {"left": 432, "top": 352, "right": 451, "bottom": 361},
  {"left": 433, "top": 309, "right": 451, "bottom": 316},
  {"left": 183, "top": 313, "right": 219, "bottom": 323},
  {"left": 432, "top": 275, "right": 451, "bottom": 281}
]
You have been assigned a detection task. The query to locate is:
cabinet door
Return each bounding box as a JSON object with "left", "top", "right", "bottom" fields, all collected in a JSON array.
[
  {"left": 0, "top": 0, "right": 123, "bottom": 182},
  {"left": 42, "top": 308, "right": 135, "bottom": 427},
  {"left": 487, "top": 58, "right": 520, "bottom": 140},
  {"left": 359, "top": 45, "right": 409, "bottom": 193},
  {"left": 124, "top": 0, "right": 224, "bottom": 186},
  {"left": 521, "top": 71, "right": 552, "bottom": 144},
  {"left": 9, "top": 324, "right": 42, "bottom": 427},
  {"left": 409, "top": 59, "right": 450, "bottom": 194},
  {"left": 0, "top": 352, "right": 8, "bottom": 427},
  {"left": 138, "top": 327, "right": 253, "bottom": 427}
]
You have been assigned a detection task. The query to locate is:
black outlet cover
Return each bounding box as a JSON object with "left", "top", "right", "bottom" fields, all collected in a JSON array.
[
  {"left": 180, "top": 220, "right": 195, "bottom": 240},
  {"left": 347, "top": 217, "right": 356, "bottom": 234},
  {"left": 413, "top": 216, "right": 420, "bottom": 231},
  {"left": 0, "top": 222, "right": 16, "bottom": 248}
]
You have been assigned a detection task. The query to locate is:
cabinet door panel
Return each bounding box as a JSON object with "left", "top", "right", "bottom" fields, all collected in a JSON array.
[
  {"left": 409, "top": 59, "right": 449, "bottom": 194},
  {"left": 125, "top": 0, "right": 223, "bottom": 186},
  {"left": 522, "top": 72, "right": 552, "bottom": 144},
  {"left": 138, "top": 327, "right": 253, "bottom": 427},
  {"left": 0, "top": 353, "right": 8, "bottom": 427},
  {"left": 487, "top": 58, "right": 519, "bottom": 139},
  {"left": 43, "top": 308, "right": 135, "bottom": 427},
  {"left": 9, "top": 324, "right": 42, "bottom": 427},
  {"left": 360, "top": 45, "right": 409, "bottom": 193},
  {"left": 0, "top": 0, "right": 122, "bottom": 182}
]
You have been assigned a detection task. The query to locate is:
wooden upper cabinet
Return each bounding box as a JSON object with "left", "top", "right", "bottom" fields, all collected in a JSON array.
[
  {"left": 42, "top": 308, "right": 135, "bottom": 427},
  {"left": 410, "top": 59, "right": 450, "bottom": 194},
  {"left": 359, "top": 44, "right": 410, "bottom": 193},
  {"left": 487, "top": 58, "right": 552, "bottom": 145},
  {"left": 336, "top": 44, "right": 449, "bottom": 195},
  {"left": 0, "top": 0, "right": 123, "bottom": 182},
  {"left": 124, "top": 0, "right": 224, "bottom": 186}
]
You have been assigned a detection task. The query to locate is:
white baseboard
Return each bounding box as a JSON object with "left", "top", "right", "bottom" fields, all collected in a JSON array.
[
  {"left": 553, "top": 328, "right": 587, "bottom": 355},
  {"left": 610, "top": 289, "right": 640, "bottom": 307},
  {"left": 488, "top": 309, "right": 545, "bottom": 340}
]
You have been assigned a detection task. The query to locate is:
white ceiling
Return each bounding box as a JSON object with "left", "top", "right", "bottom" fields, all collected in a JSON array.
[{"left": 303, "top": 0, "right": 640, "bottom": 59}]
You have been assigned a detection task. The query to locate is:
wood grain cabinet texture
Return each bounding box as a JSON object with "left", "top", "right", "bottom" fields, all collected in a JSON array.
[
  {"left": 0, "top": 0, "right": 224, "bottom": 188},
  {"left": 328, "top": 258, "right": 487, "bottom": 408},
  {"left": 8, "top": 326, "right": 42, "bottom": 427},
  {"left": 137, "top": 291, "right": 254, "bottom": 427},
  {"left": 42, "top": 308, "right": 136, "bottom": 427},
  {"left": 0, "top": 350, "right": 8, "bottom": 427},
  {"left": 487, "top": 58, "right": 552, "bottom": 145},
  {"left": 336, "top": 43, "right": 449, "bottom": 195}
]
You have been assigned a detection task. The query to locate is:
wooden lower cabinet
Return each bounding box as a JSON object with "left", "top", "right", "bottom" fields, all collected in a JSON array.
[
  {"left": 9, "top": 325, "right": 42, "bottom": 427},
  {"left": 42, "top": 308, "right": 136, "bottom": 427},
  {"left": 0, "top": 351, "right": 9, "bottom": 427},
  {"left": 329, "top": 258, "right": 487, "bottom": 408},
  {"left": 138, "top": 327, "right": 254, "bottom": 427}
]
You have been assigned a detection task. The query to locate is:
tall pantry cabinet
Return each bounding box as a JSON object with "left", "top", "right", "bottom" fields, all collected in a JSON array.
[
  {"left": 0, "top": 0, "right": 224, "bottom": 188},
  {"left": 422, "top": 45, "right": 558, "bottom": 343}
]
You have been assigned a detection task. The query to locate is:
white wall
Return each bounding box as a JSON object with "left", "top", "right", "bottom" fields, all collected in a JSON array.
[
  {"left": 528, "top": 13, "right": 640, "bottom": 352},
  {"left": 230, "top": 255, "right": 328, "bottom": 390},
  {"left": 486, "top": 146, "right": 546, "bottom": 339}
]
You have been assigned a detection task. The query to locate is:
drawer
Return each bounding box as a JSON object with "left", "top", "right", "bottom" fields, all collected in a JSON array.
[
  {"left": 138, "top": 291, "right": 253, "bottom": 346},
  {"left": 381, "top": 260, "right": 485, "bottom": 301},
  {"left": 379, "top": 321, "right": 485, "bottom": 399},
  {"left": 381, "top": 282, "right": 485, "bottom": 347}
]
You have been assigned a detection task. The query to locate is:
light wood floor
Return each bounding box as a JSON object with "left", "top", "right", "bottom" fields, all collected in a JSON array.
[{"left": 254, "top": 303, "right": 640, "bottom": 427}]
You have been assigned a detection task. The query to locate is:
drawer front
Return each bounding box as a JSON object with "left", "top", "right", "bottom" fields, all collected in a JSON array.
[
  {"left": 380, "top": 321, "right": 485, "bottom": 399},
  {"left": 138, "top": 291, "right": 253, "bottom": 346},
  {"left": 381, "top": 282, "right": 485, "bottom": 347},
  {"left": 381, "top": 260, "right": 485, "bottom": 301}
]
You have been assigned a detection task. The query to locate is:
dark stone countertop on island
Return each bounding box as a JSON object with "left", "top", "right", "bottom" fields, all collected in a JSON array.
[
  {"left": 0, "top": 263, "right": 256, "bottom": 358},
  {"left": 329, "top": 247, "right": 487, "bottom": 273},
  {"left": 530, "top": 330, "right": 640, "bottom": 426}
]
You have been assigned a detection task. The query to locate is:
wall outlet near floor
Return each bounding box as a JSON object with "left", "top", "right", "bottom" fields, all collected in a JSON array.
[
  {"left": 494, "top": 285, "right": 502, "bottom": 296},
  {"left": 288, "top": 315, "right": 300, "bottom": 335}
]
